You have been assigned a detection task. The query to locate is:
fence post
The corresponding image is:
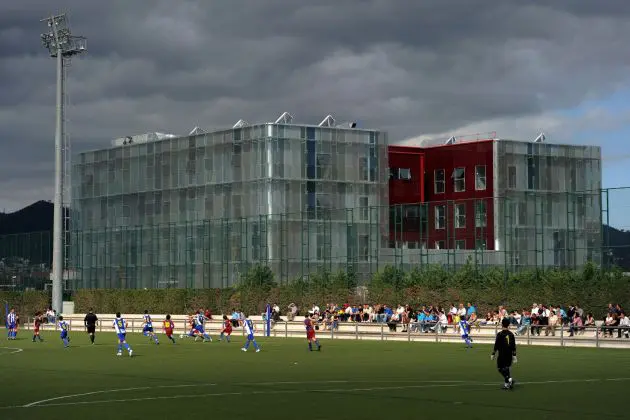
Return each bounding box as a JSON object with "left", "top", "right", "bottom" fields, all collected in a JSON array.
[
  {"left": 560, "top": 324, "right": 564, "bottom": 347},
  {"left": 355, "top": 323, "right": 359, "bottom": 340},
  {"left": 380, "top": 323, "right": 384, "bottom": 341},
  {"left": 285, "top": 322, "right": 288, "bottom": 338},
  {"left": 131, "top": 319, "right": 135, "bottom": 333},
  {"left": 435, "top": 325, "right": 438, "bottom": 343},
  {"left": 596, "top": 326, "right": 600, "bottom": 348},
  {"left": 527, "top": 325, "right": 531, "bottom": 346},
  {"left": 330, "top": 324, "right": 334, "bottom": 340},
  {"left": 408, "top": 325, "right": 411, "bottom": 342}
]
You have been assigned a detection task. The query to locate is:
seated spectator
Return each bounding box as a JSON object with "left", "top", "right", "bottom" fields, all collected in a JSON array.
[
  {"left": 430, "top": 311, "right": 448, "bottom": 334},
  {"left": 545, "top": 310, "right": 559, "bottom": 336},
  {"left": 287, "top": 303, "right": 298, "bottom": 321},
  {"left": 602, "top": 313, "right": 618, "bottom": 337},
  {"left": 516, "top": 310, "right": 531, "bottom": 335},
  {"left": 618, "top": 312, "right": 629, "bottom": 338},
  {"left": 568, "top": 312, "right": 584, "bottom": 337}
]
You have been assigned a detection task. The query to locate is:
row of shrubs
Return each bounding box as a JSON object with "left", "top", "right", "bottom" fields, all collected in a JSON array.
[{"left": 1, "top": 262, "right": 628, "bottom": 319}]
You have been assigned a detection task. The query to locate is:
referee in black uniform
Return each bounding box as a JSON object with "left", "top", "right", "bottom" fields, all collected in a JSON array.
[
  {"left": 491, "top": 317, "right": 517, "bottom": 389},
  {"left": 84, "top": 309, "right": 98, "bottom": 345}
]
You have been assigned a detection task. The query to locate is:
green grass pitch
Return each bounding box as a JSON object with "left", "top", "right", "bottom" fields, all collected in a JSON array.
[{"left": 1, "top": 331, "right": 629, "bottom": 419}]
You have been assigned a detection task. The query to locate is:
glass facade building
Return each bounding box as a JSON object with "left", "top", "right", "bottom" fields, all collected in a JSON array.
[
  {"left": 494, "top": 140, "right": 602, "bottom": 268},
  {"left": 71, "top": 123, "right": 389, "bottom": 288}
]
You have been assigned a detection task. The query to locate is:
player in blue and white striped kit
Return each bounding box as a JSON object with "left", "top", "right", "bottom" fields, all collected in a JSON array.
[
  {"left": 113, "top": 312, "right": 134, "bottom": 357},
  {"left": 191, "top": 310, "right": 212, "bottom": 342},
  {"left": 58, "top": 316, "right": 70, "bottom": 348},
  {"left": 241, "top": 315, "right": 260, "bottom": 353},
  {"left": 142, "top": 310, "right": 160, "bottom": 345},
  {"left": 6, "top": 308, "right": 17, "bottom": 340},
  {"left": 460, "top": 318, "right": 473, "bottom": 348}
]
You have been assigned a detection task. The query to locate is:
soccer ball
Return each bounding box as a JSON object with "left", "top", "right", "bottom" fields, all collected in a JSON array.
[{"left": 179, "top": 334, "right": 184, "bottom": 339}]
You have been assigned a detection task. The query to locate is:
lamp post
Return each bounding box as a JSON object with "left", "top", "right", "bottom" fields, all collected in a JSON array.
[{"left": 40, "top": 14, "right": 86, "bottom": 313}]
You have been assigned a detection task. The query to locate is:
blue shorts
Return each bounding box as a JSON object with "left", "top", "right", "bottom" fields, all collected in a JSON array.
[
  {"left": 461, "top": 333, "right": 469, "bottom": 339},
  {"left": 247, "top": 334, "right": 254, "bottom": 341},
  {"left": 143, "top": 326, "right": 154, "bottom": 333},
  {"left": 194, "top": 325, "right": 205, "bottom": 334},
  {"left": 117, "top": 333, "right": 126, "bottom": 342},
  {"left": 8, "top": 323, "right": 16, "bottom": 329},
  {"left": 60, "top": 331, "right": 68, "bottom": 339}
]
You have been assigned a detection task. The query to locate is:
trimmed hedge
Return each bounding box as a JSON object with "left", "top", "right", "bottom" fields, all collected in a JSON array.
[{"left": 3, "top": 263, "right": 629, "bottom": 319}]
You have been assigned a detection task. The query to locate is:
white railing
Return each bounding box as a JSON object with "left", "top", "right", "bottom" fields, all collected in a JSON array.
[{"left": 15, "top": 316, "right": 630, "bottom": 349}]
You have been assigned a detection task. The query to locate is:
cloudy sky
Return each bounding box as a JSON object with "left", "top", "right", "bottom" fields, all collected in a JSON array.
[{"left": 2, "top": 0, "right": 630, "bottom": 225}]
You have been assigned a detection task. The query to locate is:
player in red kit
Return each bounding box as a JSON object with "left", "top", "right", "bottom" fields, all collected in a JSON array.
[
  {"left": 304, "top": 315, "right": 321, "bottom": 351},
  {"left": 219, "top": 315, "right": 232, "bottom": 342},
  {"left": 32, "top": 311, "right": 44, "bottom": 342},
  {"left": 163, "top": 314, "right": 176, "bottom": 343}
]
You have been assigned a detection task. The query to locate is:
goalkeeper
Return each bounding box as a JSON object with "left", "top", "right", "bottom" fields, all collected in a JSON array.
[{"left": 491, "top": 317, "right": 517, "bottom": 390}]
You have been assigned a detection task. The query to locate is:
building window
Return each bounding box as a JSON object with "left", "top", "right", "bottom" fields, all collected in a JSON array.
[
  {"left": 398, "top": 168, "right": 411, "bottom": 180},
  {"left": 475, "top": 239, "right": 487, "bottom": 250},
  {"left": 455, "top": 203, "right": 466, "bottom": 228},
  {"left": 527, "top": 156, "right": 538, "bottom": 190},
  {"left": 434, "top": 169, "right": 445, "bottom": 194},
  {"left": 508, "top": 166, "right": 516, "bottom": 189},
  {"left": 455, "top": 240, "right": 466, "bottom": 250},
  {"left": 475, "top": 200, "right": 487, "bottom": 228},
  {"left": 435, "top": 205, "right": 446, "bottom": 230},
  {"left": 359, "top": 196, "right": 369, "bottom": 221},
  {"left": 435, "top": 240, "right": 446, "bottom": 250},
  {"left": 453, "top": 167, "right": 465, "bottom": 192},
  {"left": 358, "top": 234, "right": 369, "bottom": 261},
  {"left": 316, "top": 154, "right": 332, "bottom": 180},
  {"left": 316, "top": 231, "right": 331, "bottom": 261},
  {"left": 475, "top": 165, "right": 486, "bottom": 191},
  {"left": 359, "top": 157, "right": 368, "bottom": 181}
]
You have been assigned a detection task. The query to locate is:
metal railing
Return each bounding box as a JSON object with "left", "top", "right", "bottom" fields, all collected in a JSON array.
[{"left": 19, "top": 317, "right": 630, "bottom": 349}]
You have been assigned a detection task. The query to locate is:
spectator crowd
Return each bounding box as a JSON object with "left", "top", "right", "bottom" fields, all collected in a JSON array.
[{"left": 264, "top": 302, "right": 630, "bottom": 339}]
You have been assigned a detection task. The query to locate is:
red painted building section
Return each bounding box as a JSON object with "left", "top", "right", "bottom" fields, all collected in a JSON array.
[{"left": 388, "top": 140, "right": 495, "bottom": 250}]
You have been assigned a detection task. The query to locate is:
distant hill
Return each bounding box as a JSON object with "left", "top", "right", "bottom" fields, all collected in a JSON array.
[
  {"left": 0, "top": 201, "right": 59, "bottom": 235},
  {"left": 1, "top": 201, "right": 630, "bottom": 269}
]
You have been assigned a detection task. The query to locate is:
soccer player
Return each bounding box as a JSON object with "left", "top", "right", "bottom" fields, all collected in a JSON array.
[
  {"left": 491, "top": 317, "right": 517, "bottom": 390},
  {"left": 58, "top": 316, "right": 70, "bottom": 348},
  {"left": 193, "top": 310, "right": 212, "bottom": 342},
  {"left": 219, "top": 314, "right": 232, "bottom": 343},
  {"left": 142, "top": 310, "right": 160, "bottom": 345},
  {"left": 32, "top": 311, "right": 44, "bottom": 342},
  {"left": 304, "top": 314, "right": 321, "bottom": 351},
  {"left": 459, "top": 317, "right": 473, "bottom": 348},
  {"left": 163, "top": 314, "right": 176, "bottom": 344},
  {"left": 84, "top": 308, "right": 98, "bottom": 345},
  {"left": 112, "top": 312, "right": 133, "bottom": 357},
  {"left": 241, "top": 315, "right": 260, "bottom": 352},
  {"left": 6, "top": 308, "right": 17, "bottom": 340}
]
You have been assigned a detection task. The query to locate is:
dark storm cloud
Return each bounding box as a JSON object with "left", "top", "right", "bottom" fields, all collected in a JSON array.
[{"left": 2, "top": 0, "right": 630, "bottom": 211}]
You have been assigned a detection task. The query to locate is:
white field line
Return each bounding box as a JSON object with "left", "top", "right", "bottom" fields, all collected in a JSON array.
[
  {"left": 23, "top": 383, "right": 216, "bottom": 408},
  {"left": 0, "top": 347, "right": 23, "bottom": 356},
  {"left": 1, "top": 377, "right": 627, "bottom": 410}
]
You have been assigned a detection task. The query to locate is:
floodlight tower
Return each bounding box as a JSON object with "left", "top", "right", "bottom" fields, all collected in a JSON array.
[{"left": 40, "top": 14, "right": 86, "bottom": 314}]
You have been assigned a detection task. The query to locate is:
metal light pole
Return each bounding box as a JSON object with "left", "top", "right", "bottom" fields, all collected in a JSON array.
[{"left": 40, "top": 14, "right": 86, "bottom": 313}]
